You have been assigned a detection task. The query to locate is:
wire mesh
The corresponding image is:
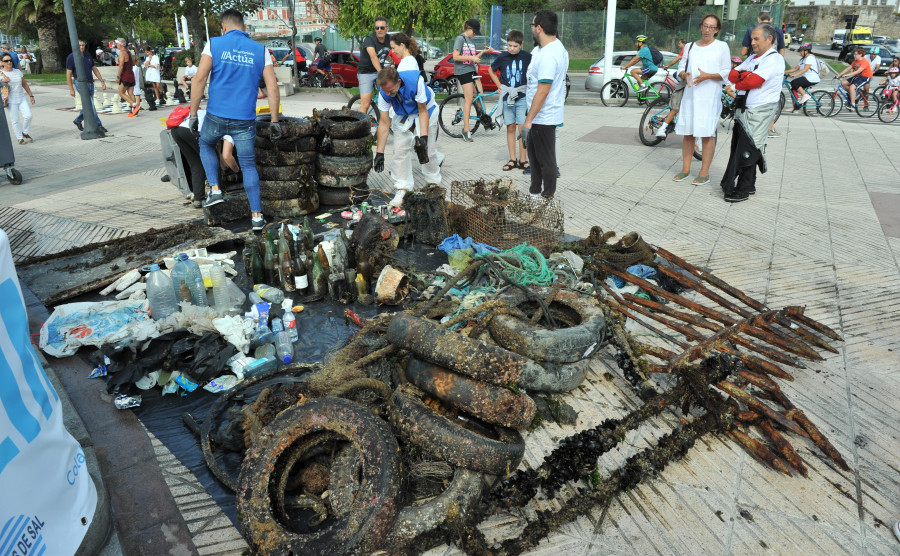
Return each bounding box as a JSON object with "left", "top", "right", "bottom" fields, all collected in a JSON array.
[{"left": 449, "top": 178, "right": 564, "bottom": 251}]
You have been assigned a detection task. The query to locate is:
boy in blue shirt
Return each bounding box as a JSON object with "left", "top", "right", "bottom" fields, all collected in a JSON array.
[
  {"left": 620, "top": 34, "right": 658, "bottom": 92},
  {"left": 489, "top": 30, "right": 532, "bottom": 171}
]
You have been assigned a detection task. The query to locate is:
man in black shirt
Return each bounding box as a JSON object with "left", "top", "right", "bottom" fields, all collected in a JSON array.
[
  {"left": 357, "top": 16, "right": 391, "bottom": 115},
  {"left": 313, "top": 37, "right": 327, "bottom": 63}
]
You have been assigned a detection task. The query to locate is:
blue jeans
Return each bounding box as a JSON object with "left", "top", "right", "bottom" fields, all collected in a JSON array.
[
  {"left": 198, "top": 112, "right": 260, "bottom": 213},
  {"left": 73, "top": 82, "right": 103, "bottom": 127}
]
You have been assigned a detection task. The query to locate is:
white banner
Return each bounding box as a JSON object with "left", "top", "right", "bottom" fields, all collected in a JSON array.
[{"left": 0, "top": 229, "right": 97, "bottom": 556}]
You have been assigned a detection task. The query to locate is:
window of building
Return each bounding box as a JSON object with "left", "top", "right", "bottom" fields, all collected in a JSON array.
[{"left": 852, "top": 0, "right": 859, "bottom": 5}]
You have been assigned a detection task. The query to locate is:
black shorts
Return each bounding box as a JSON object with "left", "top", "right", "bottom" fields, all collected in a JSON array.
[
  {"left": 455, "top": 72, "right": 475, "bottom": 85},
  {"left": 641, "top": 68, "right": 657, "bottom": 80}
]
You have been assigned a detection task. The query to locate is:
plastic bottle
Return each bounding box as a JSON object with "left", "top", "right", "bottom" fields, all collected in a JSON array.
[
  {"left": 275, "top": 331, "right": 293, "bottom": 363},
  {"left": 271, "top": 317, "right": 284, "bottom": 333},
  {"left": 146, "top": 264, "right": 178, "bottom": 320},
  {"left": 224, "top": 279, "right": 245, "bottom": 310},
  {"left": 253, "top": 284, "right": 285, "bottom": 303},
  {"left": 254, "top": 343, "right": 276, "bottom": 359},
  {"left": 170, "top": 254, "right": 189, "bottom": 300},
  {"left": 283, "top": 307, "right": 298, "bottom": 342},
  {"left": 249, "top": 291, "right": 264, "bottom": 304},
  {"left": 182, "top": 256, "right": 209, "bottom": 307},
  {"left": 244, "top": 356, "right": 278, "bottom": 378},
  {"left": 210, "top": 262, "right": 229, "bottom": 312}
]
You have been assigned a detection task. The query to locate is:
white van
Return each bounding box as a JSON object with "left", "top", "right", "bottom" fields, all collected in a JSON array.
[{"left": 832, "top": 29, "right": 848, "bottom": 50}]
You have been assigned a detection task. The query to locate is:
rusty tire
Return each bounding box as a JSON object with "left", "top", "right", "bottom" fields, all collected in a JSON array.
[
  {"left": 257, "top": 163, "right": 315, "bottom": 182},
  {"left": 273, "top": 431, "right": 341, "bottom": 524},
  {"left": 315, "top": 171, "right": 368, "bottom": 189},
  {"left": 255, "top": 149, "right": 317, "bottom": 166},
  {"left": 237, "top": 397, "right": 401, "bottom": 556},
  {"left": 519, "top": 358, "right": 591, "bottom": 393},
  {"left": 256, "top": 114, "right": 317, "bottom": 139},
  {"left": 388, "top": 384, "right": 525, "bottom": 476},
  {"left": 405, "top": 358, "right": 536, "bottom": 429},
  {"left": 329, "top": 442, "right": 485, "bottom": 550},
  {"left": 260, "top": 193, "right": 320, "bottom": 217},
  {"left": 317, "top": 184, "right": 370, "bottom": 206},
  {"left": 488, "top": 287, "right": 606, "bottom": 364},
  {"left": 255, "top": 135, "right": 318, "bottom": 151},
  {"left": 320, "top": 109, "right": 371, "bottom": 139},
  {"left": 322, "top": 136, "right": 373, "bottom": 157},
  {"left": 317, "top": 154, "right": 373, "bottom": 176}
]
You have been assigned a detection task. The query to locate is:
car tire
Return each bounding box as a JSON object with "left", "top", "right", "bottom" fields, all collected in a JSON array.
[
  {"left": 237, "top": 397, "right": 401, "bottom": 556},
  {"left": 315, "top": 171, "right": 368, "bottom": 189},
  {"left": 317, "top": 154, "right": 373, "bottom": 176},
  {"left": 260, "top": 192, "right": 320, "bottom": 216},
  {"left": 519, "top": 358, "right": 591, "bottom": 394},
  {"left": 257, "top": 163, "right": 315, "bottom": 182},
  {"left": 255, "top": 114, "right": 316, "bottom": 139},
  {"left": 255, "top": 149, "right": 317, "bottom": 166},
  {"left": 317, "top": 184, "right": 370, "bottom": 206},
  {"left": 319, "top": 109, "right": 371, "bottom": 139},
  {"left": 255, "top": 135, "right": 317, "bottom": 151},
  {"left": 259, "top": 178, "right": 315, "bottom": 200},
  {"left": 321, "top": 136, "right": 373, "bottom": 157}
]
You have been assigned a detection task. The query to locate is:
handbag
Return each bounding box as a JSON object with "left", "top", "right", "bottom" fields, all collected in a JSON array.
[{"left": 673, "top": 42, "right": 693, "bottom": 91}]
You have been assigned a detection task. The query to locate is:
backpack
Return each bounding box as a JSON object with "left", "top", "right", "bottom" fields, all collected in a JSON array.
[
  {"left": 166, "top": 106, "right": 191, "bottom": 129},
  {"left": 817, "top": 58, "right": 830, "bottom": 77},
  {"left": 648, "top": 45, "right": 664, "bottom": 66},
  {"left": 322, "top": 51, "right": 333, "bottom": 64}
]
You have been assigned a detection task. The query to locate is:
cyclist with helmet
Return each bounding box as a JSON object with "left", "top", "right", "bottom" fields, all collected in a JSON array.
[
  {"left": 884, "top": 66, "right": 900, "bottom": 110},
  {"left": 620, "top": 35, "right": 658, "bottom": 93},
  {"left": 864, "top": 46, "right": 882, "bottom": 95},
  {"left": 784, "top": 43, "right": 820, "bottom": 111}
]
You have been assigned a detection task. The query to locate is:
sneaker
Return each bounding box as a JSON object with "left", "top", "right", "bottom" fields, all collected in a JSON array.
[
  {"left": 192, "top": 200, "right": 202, "bottom": 208},
  {"left": 749, "top": 186, "right": 756, "bottom": 195},
  {"left": 389, "top": 189, "right": 406, "bottom": 207},
  {"left": 893, "top": 520, "right": 900, "bottom": 544},
  {"left": 638, "top": 84, "right": 650, "bottom": 93},
  {"left": 130, "top": 104, "right": 140, "bottom": 116},
  {"left": 73, "top": 120, "right": 83, "bottom": 131},
  {"left": 767, "top": 129, "right": 780, "bottom": 138},
  {"left": 556, "top": 167, "right": 561, "bottom": 178},
  {"left": 251, "top": 215, "right": 266, "bottom": 231},
  {"left": 798, "top": 93, "right": 811, "bottom": 104},
  {"left": 846, "top": 104, "right": 855, "bottom": 112},
  {"left": 203, "top": 189, "right": 224, "bottom": 208},
  {"left": 99, "top": 126, "right": 108, "bottom": 133},
  {"left": 655, "top": 123, "right": 668, "bottom": 138},
  {"left": 462, "top": 130, "right": 474, "bottom": 142},
  {"left": 528, "top": 193, "right": 542, "bottom": 200},
  {"left": 724, "top": 193, "right": 749, "bottom": 203}
]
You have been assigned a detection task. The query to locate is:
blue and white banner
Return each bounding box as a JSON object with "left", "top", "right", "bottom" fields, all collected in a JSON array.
[
  {"left": 491, "top": 5, "right": 503, "bottom": 51},
  {"left": 0, "top": 229, "right": 97, "bottom": 556}
]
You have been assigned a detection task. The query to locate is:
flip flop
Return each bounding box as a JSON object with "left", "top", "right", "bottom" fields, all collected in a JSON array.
[{"left": 673, "top": 172, "right": 690, "bottom": 182}]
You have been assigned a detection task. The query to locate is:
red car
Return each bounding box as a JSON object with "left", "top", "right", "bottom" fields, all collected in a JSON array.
[
  {"left": 326, "top": 51, "right": 361, "bottom": 87},
  {"left": 431, "top": 52, "right": 500, "bottom": 92}
]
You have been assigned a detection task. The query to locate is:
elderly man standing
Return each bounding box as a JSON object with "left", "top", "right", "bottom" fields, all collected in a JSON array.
[
  {"left": 189, "top": 9, "right": 280, "bottom": 231},
  {"left": 719, "top": 24, "right": 784, "bottom": 203}
]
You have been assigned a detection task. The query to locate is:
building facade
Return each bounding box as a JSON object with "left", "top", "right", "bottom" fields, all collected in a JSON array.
[{"left": 246, "top": 0, "right": 338, "bottom": 40}]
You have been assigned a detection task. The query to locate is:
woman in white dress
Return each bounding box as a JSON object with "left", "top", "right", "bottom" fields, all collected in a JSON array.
[
  {"left": 1, "top": 53, "right": 36, "bottom": 144},
  {"left": 143, "top": 45, "right": 163, "bottom": 106},
  {"left": 673, "top": 14, "right": 731, "bottom": 186}
]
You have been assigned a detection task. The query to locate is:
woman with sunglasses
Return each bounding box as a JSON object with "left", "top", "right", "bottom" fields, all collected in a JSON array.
[{"left": 1, "top": 54, "right": 35, "bottom": 144}]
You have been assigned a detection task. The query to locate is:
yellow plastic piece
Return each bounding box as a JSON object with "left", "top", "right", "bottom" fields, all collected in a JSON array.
[{"left": 257, "top": 104, "right": 283, "bottom": 115}]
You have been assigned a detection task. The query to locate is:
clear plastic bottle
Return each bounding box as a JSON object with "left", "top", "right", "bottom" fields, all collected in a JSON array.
[
  {"left": 210, "top": 262, "right": 229, "bottom": 312},
  {"left": 244, "top": 355, "right": 278, "bottom": 378},
  {"left": 182, "top": 256, "right": 209, "bottom": 307},
  {"left": 283, "top": 308, "right": 298, "bottom": 342},
  {"left": 170, "top": 253, "right": 189, "bottom": 300},
  {"left": 275, "top": 331, "right": 293, "bottom": 364},
  {"left": 252, "top": 284, "right": 285, "bottom": 303},
  {"left": 146, "top": 264, "right": 178, "bottom": 320},
  {"left": 271, "top": 317, "right": 284, "bottom": 333}
]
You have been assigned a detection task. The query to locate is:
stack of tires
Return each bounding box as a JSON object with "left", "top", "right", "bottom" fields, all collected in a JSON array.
[
  {"left": 255, "top": 115, "right": 320, "bottom": 218},
  {"left": 317, "top": 109, "right": 373, "bottom": 206}
]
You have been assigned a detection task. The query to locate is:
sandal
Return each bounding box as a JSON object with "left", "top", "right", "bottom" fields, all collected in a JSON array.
[
  {"left": 692, "top": 175, "right": 710, "bottom": 186},
  {"left": 502, "top": 159, "right": 518, "bottom": 171},
  {"left": 520, "top": 161, "right": 530, "bottom": 171},
  {"left": 23, "top": 134, "right": 33, "bottom": 142},
  {"left": 673, "top": 172, "right": 690, "bottom": 182},
  {"left": 17, "top": 139, "right": 26, "bottom": 145}
]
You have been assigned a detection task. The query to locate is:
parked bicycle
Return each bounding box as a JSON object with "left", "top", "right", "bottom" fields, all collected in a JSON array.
[
  {"left": 779, "top": 77, "right": 834, "bottom": 117},
  {"left": 827, "top": 76, "right": 880, "bottom": 118},
  {"left": 600, "top": 69, "right": 677, "bottom": 108},
  {"left": 300, "top": 69, "right": 345, "bottom": 88},
  {"left": 439, "top": 77, "right": 502, "bottom": 139}
]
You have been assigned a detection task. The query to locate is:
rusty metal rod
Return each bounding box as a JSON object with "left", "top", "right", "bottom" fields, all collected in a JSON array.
[
  {"left": 728, "top": 429, "right": 792, "bottom": 475},
  {"left": 716, "top": 381, "right": 807, "bottom": 438},
  {"left": 669, "top": 321, "right": 748, "bottom": 370},
  {"left": 597, "top": 281, "right": 690, "bottom": 349},
  {"left": 783, "top": 306, "right": 842, "bottom": 342},
  {"left": 633, "top": 342, "right": 680, "bottom": 361},
  {"left": 769, "top": 390, "right": 851, "bottom": 471},
  {"left": 759, "top": 419, "right": 809, "bottom": 477},
  {"left": 655, "top": 264, "right": 754, "bottom": 319},
  {"left": 767, "top": 312, "right": 838, "bottom": 354},
  {"left": 736, "top": 370, "right": 781, "bottom": 394}
]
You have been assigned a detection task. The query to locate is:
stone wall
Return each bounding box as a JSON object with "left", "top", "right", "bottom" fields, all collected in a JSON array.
[{"left": 784, "top": 6, "right": 900, "bottom": 42}]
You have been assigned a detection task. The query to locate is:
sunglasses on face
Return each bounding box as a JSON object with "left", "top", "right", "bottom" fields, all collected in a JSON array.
[
  {"left": 2, "top": 59, "right": 11, "bottom": 63},
  {"left": 375, "top": 26, "right": 386, "bottom": 30}
]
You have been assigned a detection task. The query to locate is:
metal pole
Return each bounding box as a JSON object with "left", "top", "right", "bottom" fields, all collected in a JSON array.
[
  {"left": 62, "top": 0, "right": 103, "bottom": 139},
  {"left": 182, "top": 15, "right": 191, "bottom": 49},
  {"left": 602, "top": 0, "right": 616, "bottom": 88},
  {"left": 175, "top": 14, "right": 182, "bottom": 48},
  {"left": 204, "top": 11, "right": 210, "bottom": 43}
]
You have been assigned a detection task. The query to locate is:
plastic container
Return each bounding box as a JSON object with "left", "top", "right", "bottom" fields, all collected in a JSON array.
[
  {"left": 283, "top": 308, "right": 298, "bottom": 342},
  {"left": 182, "top": 256, "right": 209, "bottom": 307},
  {"left": 244, "top": 355, "right": 278, "bottom": 378},
  {"left": 253, "top": 284, "right": 285, "bottom": 303},
  {"left": 146, "top": 264, "right": 178, "bottom": 321},
  {"left": 254, "top": 343, "right": 276, "bottom": 359},
  {"left": 210, "top": 262, "right": 229, "bottom": 311},
  {"left": 224, "top": 279, "right": 245, "bottom": 310},
  {"left": 275, "top": 331, "right": 293, "bottom": 363},
  {"left": 249, "top": 291, "right": 264, "bottom": 304},
  {"left": 271, "top": 317, "right": 283, "bottom": 333},
  {"left": 171, "top": 254, "right": 189, "bottom": 300}
]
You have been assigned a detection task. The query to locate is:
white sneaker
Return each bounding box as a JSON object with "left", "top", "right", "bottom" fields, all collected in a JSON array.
[
  {"left": 798, "top": 93, "right": 811, "bottom": 104},
  {"left": 389, "top": 189, "right": 406, "bottom": 207},
  {"left": 893, "top": 520, "right": 900, "bottom": 544},
  {"left": 655, "top": 123, "right": 668, "bottom": 138}
]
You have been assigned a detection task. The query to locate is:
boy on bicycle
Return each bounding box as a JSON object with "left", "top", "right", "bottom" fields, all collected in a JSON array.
[
  {"left": 836, "top": 48, "right": 873, "bottom": 111},
  {"left": 620, "top": 35, "right": 657, "bottom": 93},
  {"left": 488, "top": 30, "right": 532, "bottom": 172}
]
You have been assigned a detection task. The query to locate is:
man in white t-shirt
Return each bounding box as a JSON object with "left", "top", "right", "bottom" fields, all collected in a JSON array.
[
  {"left": 720, "top": 24, "right": 784, "bottom": 203},
  {"left": 864, "top": 47, "right": 882, "bottom": 95},
  {"left": 521, "top": 9, "right": 568, "bottom": 200}
]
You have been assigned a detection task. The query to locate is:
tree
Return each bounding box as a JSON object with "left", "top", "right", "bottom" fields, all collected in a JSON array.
[
  {"left": 6, "top": 0, "right": 63, "bottom": 71},
  {"left": 335, "top": 0, "right": 483, "bottom": 39},
  {"left": 634, "top": 0, "right": 702, "bottom": 32}
]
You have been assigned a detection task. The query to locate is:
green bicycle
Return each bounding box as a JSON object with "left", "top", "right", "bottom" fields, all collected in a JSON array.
[{"left": 600, "top": 69, "right": 676, "bottom": 107}]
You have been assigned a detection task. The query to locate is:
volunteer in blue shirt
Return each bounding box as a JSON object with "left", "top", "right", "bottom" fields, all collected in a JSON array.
[
  {"left": 372, "top": 63, "right": 441, "bottom": 207},
  {"left": 188, "top": 9, "right": 280, "bottom": 231},
  {"left": 620, "top": 35, "right": 658, "bottom": 93}
]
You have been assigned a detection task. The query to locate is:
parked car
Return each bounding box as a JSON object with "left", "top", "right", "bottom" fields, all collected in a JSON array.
[
  {"left": 432, "top": 52, "right": 570, "bottom": 98},
  {"left": 874, "top": 35, "right": 889, "bottom": 44},
  {"left": 418, "top": 40, "right": 442, "bottom": 60},
  {"left": 327, "top": 51, "right": 361, "bottom": 87},
  {"left": 884, "top": 39, "right": 900, "bottom": 48},
  {"left": 585, "top": 50, "right": 679, "bottom": 91},
  {"left": 832, "top": 29, "right": 848, "bottom": 50},
  {"left": 838, "top": 43, "right": 892, "bottom": 74}
]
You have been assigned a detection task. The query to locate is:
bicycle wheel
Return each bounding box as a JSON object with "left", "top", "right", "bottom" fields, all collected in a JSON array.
[
  {"left": 872, "top": 85, "right": 885, "bottom": 98},
  {"left": 330, "top": 74, "right": 346, "bottom": 88},
  {"left": 855, "top": 92, "right": 880, "bottom": 118},
  {"left": 877, "top": 101, "right": 900, "bottom": 123},
  {"left": 806, "top": 91, "right": 828, "bottom": 117},
  {"left": 650, "top": 82, "right": 673, "bottom": 104},
  {"left": 600, "top": 79, "right": 629, "bottom": 107},
  {"left": 693, "top": 137, "right": 704, "bottom": 161},
  {"left": 439, "top": 94, "right": 481, "bottom": 138},
  {"left": 638, "top": 98, "right": 670, "bottom": 147},
  {"left": 825, "top": 91, "right": 843, "bottom": 117},
  {"left": 347, "top": 94, "right": 380, "bottom": 134}
]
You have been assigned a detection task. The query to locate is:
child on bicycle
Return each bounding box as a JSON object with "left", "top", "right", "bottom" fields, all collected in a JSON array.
[
  {"left": 835, "top": 48, "right": 874, "bottom": 110},
  {"left": 884, "top": 66, "right": 900, "bottom": 111},
  {"left": 488, "top": 30, "right": 532, "bottom": 171}
]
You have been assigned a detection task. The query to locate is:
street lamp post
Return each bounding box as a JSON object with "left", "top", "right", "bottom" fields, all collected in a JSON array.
[{"left": 62, "top": 0, "right": 103, "bottom": 139}]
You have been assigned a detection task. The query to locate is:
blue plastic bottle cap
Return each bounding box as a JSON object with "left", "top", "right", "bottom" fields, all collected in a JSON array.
[
  {"left": 178, "top": 253, "right": 188, "bottom": 260},
  {"left": 282, "top": 355, "right": 292, "bottom": 364},
  {"left": 150, "top": 263, "right": 160, "bottom": 271}
]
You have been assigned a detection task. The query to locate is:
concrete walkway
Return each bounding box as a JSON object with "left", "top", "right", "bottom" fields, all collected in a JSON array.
[{"left": 6, "top": 81, "right": 899, "bottom": 555}]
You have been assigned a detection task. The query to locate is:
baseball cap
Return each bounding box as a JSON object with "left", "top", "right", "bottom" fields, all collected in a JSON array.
[{"left": 465, "top": 19, "right": 480, "bottom": 34}]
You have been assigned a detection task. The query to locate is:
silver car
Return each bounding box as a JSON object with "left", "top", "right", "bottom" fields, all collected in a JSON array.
[{"left": 585, "top": 50, "right": 679, "bottom": 91}]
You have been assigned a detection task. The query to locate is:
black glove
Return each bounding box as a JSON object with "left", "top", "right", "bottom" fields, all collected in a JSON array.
[
  {"left": 269, "top": 121, "right": 283, "bottom": 141},
  {"left": 518, "top": 126, "right": 530, "bottom": 150},
  {"left": 414, "top": 135, "right": 429, "bottom": 164},
  {"left": 374, "top": 152, "right": 385, "bottom": 173},
  {"left": 189, "top": 115, "right": 199, "bottom": 138}
]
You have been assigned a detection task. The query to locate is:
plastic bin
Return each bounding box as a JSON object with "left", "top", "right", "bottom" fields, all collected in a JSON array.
[{"left": 0, "top": 101, "right": 22, "bottom": 184}]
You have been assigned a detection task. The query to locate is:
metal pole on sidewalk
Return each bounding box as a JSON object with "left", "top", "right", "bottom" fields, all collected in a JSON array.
[
  {"left": 62, "top": 0, "right": 104, "bottom": 139},
  {"left": 603, "top": 0, "right": 616, "bottom": 89}
]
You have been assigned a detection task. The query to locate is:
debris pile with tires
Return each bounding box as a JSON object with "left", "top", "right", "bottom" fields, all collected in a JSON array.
[
  {"left": 181, "top": 225, "right": 844, "bottom": 555},
  {"left": 254, "top": 114, "right": 320, "bottom": 218},
  {"left": 315, "top": 109, "right": 373, "bottom": 206}
]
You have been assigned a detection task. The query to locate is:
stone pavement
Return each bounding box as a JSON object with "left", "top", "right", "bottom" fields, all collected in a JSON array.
[{"left": 6, "top": 82, "right": 900, "bottom": 555}]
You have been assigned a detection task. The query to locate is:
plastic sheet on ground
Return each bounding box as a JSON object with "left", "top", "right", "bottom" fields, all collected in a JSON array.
[{"left": 40, "top": 299, "right": 157, "bottom": 358}]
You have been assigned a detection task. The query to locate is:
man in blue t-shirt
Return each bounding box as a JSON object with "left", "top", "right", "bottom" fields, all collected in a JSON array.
[
  {"left": 740, "top": 11, "right": 785, "bottom": 57},
  {"left": 620, "top": 35, "right": 658, "bottom": 92},
  {"left": 189, "top": 9, "right": 280, "bottom": 231},
  {"left": 488, "top": 29, "right": 532, "bottom": 172},
  {"left": 66, "top": 40, "right": 108, "bottom": 133}
]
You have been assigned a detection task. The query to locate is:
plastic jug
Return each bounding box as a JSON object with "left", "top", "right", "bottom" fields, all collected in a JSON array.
[
  {"left": 146, "top": 264, "right": 178, "bottom": 320},
  {"left": 182, "top": 256, "right": 209, "bottom": 307},
  {"left": 210, "top": 262, "right": 230, "bottom": 313}
]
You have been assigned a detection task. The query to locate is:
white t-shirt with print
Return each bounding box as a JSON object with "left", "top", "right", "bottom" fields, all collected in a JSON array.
[
  {"left": 526, "top": 39, "right": 568, "bottom": 126},
  {"left": 868, "top": 55, "right": 881, "bottom": 74},
  {"left": 887, "top": 75, "right": 900, "bottom": 90}
]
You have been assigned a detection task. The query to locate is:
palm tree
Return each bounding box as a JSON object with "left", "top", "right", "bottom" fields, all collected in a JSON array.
[{"left": 6, "top": 0, "right": 62, "bottom": 72}]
